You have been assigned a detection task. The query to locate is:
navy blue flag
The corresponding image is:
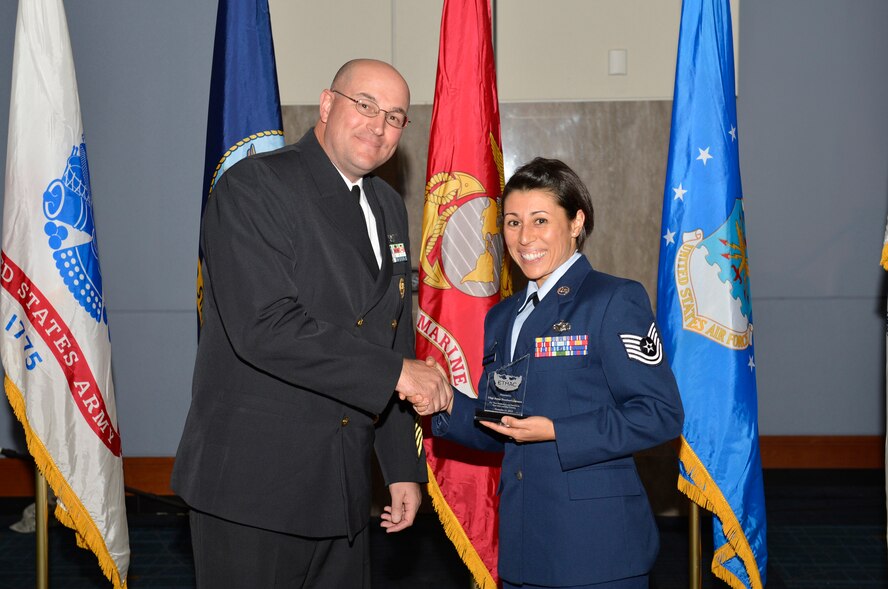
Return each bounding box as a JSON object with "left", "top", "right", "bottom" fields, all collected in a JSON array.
[
  {"left": 656, "top": 1, "right": 768, "bottom": 587},
  {"left": 197, "top": 0, "right": 285, "bottom": 325}
]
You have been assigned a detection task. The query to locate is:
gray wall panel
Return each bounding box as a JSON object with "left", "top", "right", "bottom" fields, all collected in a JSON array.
[
  {"left": 754, "top": 298, "right": 886, "bottom": 435},
  {"left": 110, "top": 311, "right": 196, "bottom": 457},
  {"left": 738, "top": 0, "right": 888, "bottom": 435},
  {"left": 739, "top": 0, "right": 888, "bottom": 299},
  {"left": 65, "top": 1, "right": 216, "bottom": 311}
]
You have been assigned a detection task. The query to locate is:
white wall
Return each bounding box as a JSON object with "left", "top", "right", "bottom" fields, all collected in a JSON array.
[{"left": 270, "top": 0, "right": 739, "bottom": 104}]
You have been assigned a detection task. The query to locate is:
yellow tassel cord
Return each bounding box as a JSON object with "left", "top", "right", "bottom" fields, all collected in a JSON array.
[
  {"left": 881, "top": 239, "right": 888, "bottom": 271},
  {"left": 678, "top": 437, "right": 762, "bottom": 589},
  {"left": 426, "top": 464, "right": 497, "bottom": 589},
  {"left": 5, "top": 377, "right": 127, "bottom": 589}
]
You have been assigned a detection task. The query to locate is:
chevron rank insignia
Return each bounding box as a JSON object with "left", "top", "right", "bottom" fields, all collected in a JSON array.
[{"left": 619, "top": 322, "right": 663, "bottom": 365}]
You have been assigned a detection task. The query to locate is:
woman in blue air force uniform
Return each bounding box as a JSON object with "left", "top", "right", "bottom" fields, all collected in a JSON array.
[{"left": 432, "top": 158, "right": 684, "bottom": 589}]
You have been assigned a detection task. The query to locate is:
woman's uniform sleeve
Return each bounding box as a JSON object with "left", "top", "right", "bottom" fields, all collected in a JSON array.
[{"left": 553, "top": 281, "right": 684, "bottom": 471}]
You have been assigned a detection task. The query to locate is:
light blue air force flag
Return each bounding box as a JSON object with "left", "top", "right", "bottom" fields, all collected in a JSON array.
[
  {"left": 656, "top": 1, "right": 768, "bottom": 588},
  {"left": 197, "top": 0, "right": 285, "bottom": 327}
]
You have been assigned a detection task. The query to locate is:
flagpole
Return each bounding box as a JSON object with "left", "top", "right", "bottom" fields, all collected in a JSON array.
[
  {"left": 475, "top": 10, "right": 493, "bottom": 586},
  {"left": 689, "top": 501, "right": 701, "bottom": 589},
  {"left": 35, "top": 470, "right": 49, "bottom": 589},
  {"left": 491, "top": 0, "right": 497, "bottom": 63}
]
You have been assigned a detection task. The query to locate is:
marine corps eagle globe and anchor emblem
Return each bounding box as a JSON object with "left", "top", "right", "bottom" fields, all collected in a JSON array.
[
  {"left": 419, "top": 133, "right": 511, "bottom": 297},
  {"left": 416, "top": 134, "right": 511, "bottom": 399}
]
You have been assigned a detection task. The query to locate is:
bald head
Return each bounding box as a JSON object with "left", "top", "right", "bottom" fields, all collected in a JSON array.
[
  {"left": 315, "top": 59, "right": 411, "bottom": 182},
  {"left": 330, "top": 59, "right": 411, "bottom": 105}
]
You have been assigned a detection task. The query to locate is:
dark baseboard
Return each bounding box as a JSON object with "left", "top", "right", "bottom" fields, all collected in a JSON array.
[{"left": 0, "top": 436, "right": 883, "bottom": 497}]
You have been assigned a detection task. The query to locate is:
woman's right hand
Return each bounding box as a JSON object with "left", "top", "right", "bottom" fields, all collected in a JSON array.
[{"left": 479, "top": 415, "right": 555, "bottom": 442}]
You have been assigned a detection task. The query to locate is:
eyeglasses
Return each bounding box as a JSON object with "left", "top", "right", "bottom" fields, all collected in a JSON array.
[{"left": 331, "top": 90, "right": 409, "bottom": 129}]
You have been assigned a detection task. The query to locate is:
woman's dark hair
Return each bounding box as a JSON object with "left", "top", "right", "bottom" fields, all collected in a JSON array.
[{"left": 502, "top": 157, "right": 595, "bottom": 249}]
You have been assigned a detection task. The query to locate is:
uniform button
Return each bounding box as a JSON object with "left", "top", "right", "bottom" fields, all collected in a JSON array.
[
  {"left": 372, "top": 414, "right": 380, "bottom": 424},
  {"left": 515, "top": 470, "right": 523, "bottom": 481},
  {"left": 391, "top": 319, "right": 398, "bottom": 329},
  {"left": 356, "top": 318, "right": 364, "bottom": 327},
  {"left": 341, "top": 417, "right": 350, "bottom": 426}
]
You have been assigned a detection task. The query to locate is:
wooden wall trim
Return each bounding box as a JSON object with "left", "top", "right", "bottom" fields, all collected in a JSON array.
[
  {"left": 0, "top": 436, "right": 884, "bottom": 497},
  {"left": 0, "top": 458, "right": 35, "bottom": 497},
  {"left": 0, "top": 457, "right": 176, "bottom": 498},
  {"left": 759, "top": 435, "right": 883, "bottom": 469}
]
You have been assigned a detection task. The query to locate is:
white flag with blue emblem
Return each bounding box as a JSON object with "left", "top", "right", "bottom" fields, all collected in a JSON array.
[{"left": 1, "top": 1, "right": 129, "bottom": 587}]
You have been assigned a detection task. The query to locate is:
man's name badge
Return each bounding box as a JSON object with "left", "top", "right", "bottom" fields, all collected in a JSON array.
[
  {"left": 475, "top": 354, "right": 530, "bottom": 423},
  {"left": 389, "top": 242, "right": 408, "bottom": 263}
]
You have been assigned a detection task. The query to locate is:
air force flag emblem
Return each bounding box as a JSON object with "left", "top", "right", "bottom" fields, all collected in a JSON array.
[{"left": 674, "top": 199, "right": 753, "bottom": 350}]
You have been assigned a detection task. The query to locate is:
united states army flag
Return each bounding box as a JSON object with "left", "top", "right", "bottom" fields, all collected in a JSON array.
[{"left": 2, "top": 1, "right": 129, "bottom": 586}]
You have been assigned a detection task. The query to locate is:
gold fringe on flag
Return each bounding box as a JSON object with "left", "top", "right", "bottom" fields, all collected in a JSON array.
[
  {"left": 881, "top": 216, "right": 888, "bottom": 270},
  {"left": 5, "top": 377, "right": 127, "bottom": 589},
  {"left": 426, "top": 464, "right": 497, "bottom": 589},
  {"left": 677, "top": 437, "right": 762, "bottom": 589},
  {"left": 881, "top": 238, "right": 888, "bottom": 271}
]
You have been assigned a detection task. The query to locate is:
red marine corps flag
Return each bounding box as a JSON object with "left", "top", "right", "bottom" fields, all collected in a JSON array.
[
  {"left": 417, "top": 0, "right": 510, "bottom": 587},
  {"left": 2, "top": 1, "right": 129, "bottom": 586}
]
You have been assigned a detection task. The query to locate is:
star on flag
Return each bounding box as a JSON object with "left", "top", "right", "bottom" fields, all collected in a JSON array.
[
  {"left": 663, "top": 228, "right": 676, "bottom": 245},
  {"left": 673, "top": 183, "right": 687, "bottom": 201},
  {"left": 697, "top": 146, "right": 713, "bottom": 165}
]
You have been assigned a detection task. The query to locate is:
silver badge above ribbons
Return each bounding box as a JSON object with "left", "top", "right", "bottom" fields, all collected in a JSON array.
[{"left": 553, "top": 320, "right": 571, "bottom": 333}]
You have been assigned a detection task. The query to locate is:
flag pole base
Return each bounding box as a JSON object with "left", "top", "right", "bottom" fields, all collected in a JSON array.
[
  {"left": 36, "top": 470, "right": 49, "bottom": 589},
  {"left": 689, "top": 500, "right": 701, "bottom": 589}
]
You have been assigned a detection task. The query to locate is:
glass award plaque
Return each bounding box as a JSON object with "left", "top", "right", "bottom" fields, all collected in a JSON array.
[{"left": 475, "top": 353, "right": 530, "bottom": 422}]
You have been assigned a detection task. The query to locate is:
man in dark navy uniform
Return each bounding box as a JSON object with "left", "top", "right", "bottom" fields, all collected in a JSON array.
[{"left": 172, "top": 59, "right": 451, "bottom": 588}]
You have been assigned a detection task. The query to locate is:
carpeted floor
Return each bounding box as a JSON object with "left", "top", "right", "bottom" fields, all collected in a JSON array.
[{"left": 0, "top": 469, "right": 884, "bottom": 588}]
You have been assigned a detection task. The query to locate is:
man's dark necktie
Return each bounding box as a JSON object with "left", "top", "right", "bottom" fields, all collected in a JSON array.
[
  {"left": 351, "top": 185, "right": 366, "bottom": 224},
  {"left": 349, "top": 185, "right": 378, "bottom": 277}
]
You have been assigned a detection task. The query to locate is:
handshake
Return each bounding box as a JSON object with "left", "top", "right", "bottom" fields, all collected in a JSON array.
[{"left": 396, "top": 357, "right": 453, "bottom": 416}]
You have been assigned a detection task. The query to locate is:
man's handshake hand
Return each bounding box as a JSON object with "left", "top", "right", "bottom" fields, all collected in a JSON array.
[{"left": 396, "top": 357, "right": 453, "bottom": 415}]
